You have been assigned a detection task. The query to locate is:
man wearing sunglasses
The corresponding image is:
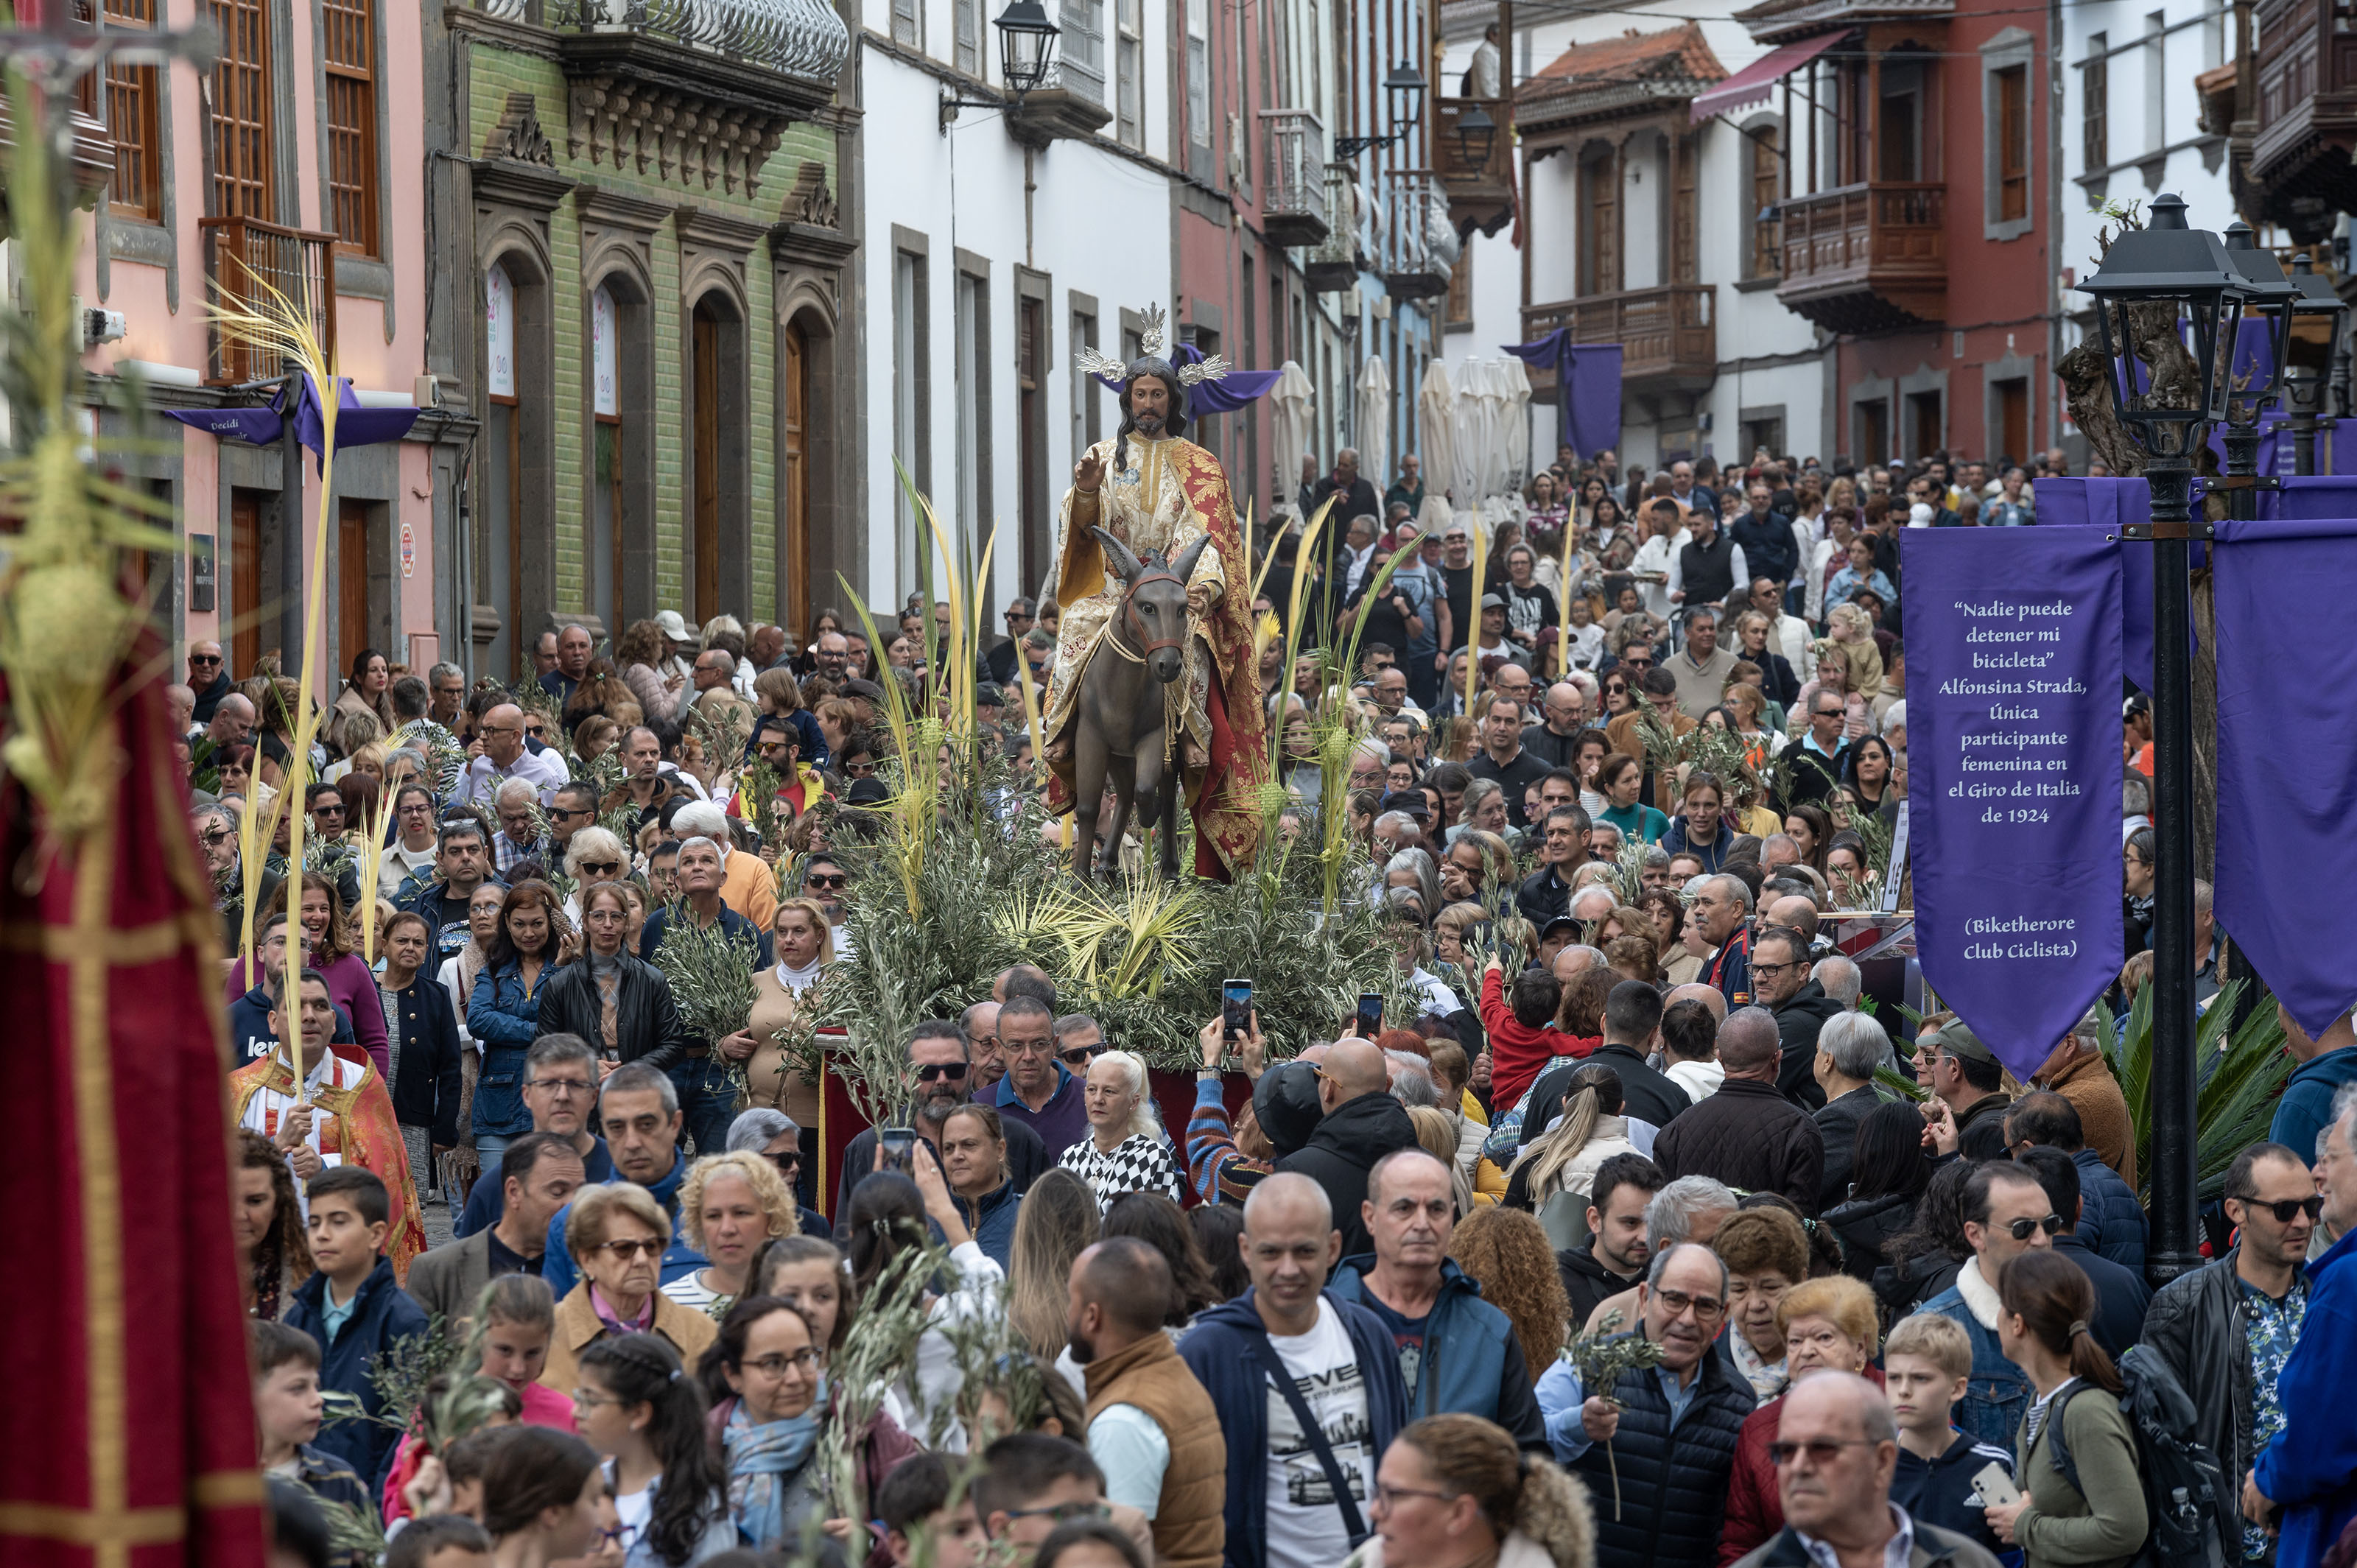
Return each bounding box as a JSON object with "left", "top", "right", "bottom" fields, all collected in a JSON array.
[
  {"left": 1918, "top": 1163, "right": 2054, "bottom": 1449},
  {"left": 835, "top": 1019, "right": 1050, "bottom": 1212},
  {"left": 186, "top": 639, "right": 235, "bottom": 722},
  {"left": 2003, "top": 1089, "right": 2146, "bottom": 1270},
  {"left": 2140, "top": 1139, "right": 2319, "bottom": 1567},
  {"left": 2012, "top": 1147, "right": 2149, "bottom": 1358}
]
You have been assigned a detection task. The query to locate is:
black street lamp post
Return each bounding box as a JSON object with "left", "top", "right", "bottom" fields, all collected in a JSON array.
[
  {"left": 2219, "top": 224, "right": 2297, "bottom": 527},
  {"left": 2285, "top": 254, "right": 2348, "bottom": 477},
  {"left": 2076, "top": 193, "right": 2256, "bottom": 1286}
]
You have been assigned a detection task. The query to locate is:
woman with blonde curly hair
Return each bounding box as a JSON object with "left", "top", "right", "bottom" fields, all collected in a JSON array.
[
  {"left": 664, "top": 1151, "right": 800, "bottom": 1321},
  {"left": 1447, "top": 1206, "right": 1574, "bottom": 1374},
  {"left": 1360, "top": 1413, "right": 1596, "bottom": 1568},
  {"left": 1717, "top": 1273, "right": 1883, "bottom": 1566}
]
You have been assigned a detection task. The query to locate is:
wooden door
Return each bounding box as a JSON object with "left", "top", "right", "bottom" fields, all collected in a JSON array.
[
  {"left": 1858, "top": 401, "right": 1889, "bottom": 467},
  {"left": 782, "top": 320, "right": 809, "bottom": 643},
  {"left": 338, "top": 499, "right": 370, "bottom": 673},
  {"left": 1018, "top": 297, "right": 1048, "bottom": 595},
  {"left": 693, "top": 308, "right": 722, "bottom": 624},
  {"left": 231, "top": 488, "right": 262, "bottom": 678}
]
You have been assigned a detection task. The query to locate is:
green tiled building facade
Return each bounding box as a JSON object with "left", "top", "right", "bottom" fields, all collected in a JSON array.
[{"left": 429, "top": 1, "right": 861, "bottom": 676}]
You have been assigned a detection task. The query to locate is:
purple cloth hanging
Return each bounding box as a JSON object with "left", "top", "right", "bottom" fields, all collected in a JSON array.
[
  {"left": 2212, "top": 514, "right": 2357, "bottom": 1034},
  {"left": 1900, "top": 526, "right": 2126, "bottom": 1080},
  {"left": 1501, "top": 328, "right": 1621, "bottom": 460},
  {"left": 2026, "top": 477, "right": 2179, "bottom": 692},
  {"left": 164, "top": 374, "right": 419, "bottom": 459},
  {"left": 1091, "top": 341, "right": 1282, "bottom": 417}
]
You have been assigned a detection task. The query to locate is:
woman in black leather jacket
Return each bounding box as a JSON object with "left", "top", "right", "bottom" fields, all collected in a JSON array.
[{"left": 538, "top": 880, "right": 692, "bottom": 1069}]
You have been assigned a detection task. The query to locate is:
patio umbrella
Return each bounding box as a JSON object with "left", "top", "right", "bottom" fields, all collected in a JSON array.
[
  {"left": 1450, "top": 359, "right": 1491, "bottom": 507},
  {"left": 1268, "top": 359, "right": 1316, "bottom": 514},
  {"left": 1418, "top": 359, "right": 1458, "bottom": 509},
  {"left": 1353, "top": 354, "right": 1393, "bottom": 486},
  {"left": 1501, "top": 355, "right": 1533, "bottom": 488}
]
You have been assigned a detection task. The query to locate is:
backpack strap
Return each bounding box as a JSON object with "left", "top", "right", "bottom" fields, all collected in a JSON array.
[
  {"left": 1243, "top": 1324, "right": 1371, "bottom": 1549},
  {"left": 2042, "top": 1385, "right": 2086, "bottom": 1502}
]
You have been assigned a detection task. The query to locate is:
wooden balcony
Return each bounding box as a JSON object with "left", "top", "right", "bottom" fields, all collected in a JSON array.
[
  {"left": 1522, "top": 285, "right": 1716, "bottom": 395},
  {"left": 1433, "top": 98, "right": 1516, "bottom": 238},
  {"left": 1259, "top": 108, "right": 1329, "bottom": 247},
  {"left": 1774, "top": 181, "right": 1945, "bottom": 335},
  {"left": 200, "top": 217, "right": 338, "bottom": 385},
  {"left": 2247, "top": 0, "right": 2357, "bottom": 242}
]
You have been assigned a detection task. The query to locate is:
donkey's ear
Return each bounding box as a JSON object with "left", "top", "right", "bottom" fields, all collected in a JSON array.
[
  {"left": 1168, "top": 532, "right": 1212, "bottom": 586},
  {"left": 1092, "top": 527, "right": 1146, "bottom": 584}
]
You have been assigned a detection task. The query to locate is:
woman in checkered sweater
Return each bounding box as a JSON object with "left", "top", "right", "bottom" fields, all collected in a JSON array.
[{"left": 1058, "top": 1048, "right": 1184, "bottom": 1213}]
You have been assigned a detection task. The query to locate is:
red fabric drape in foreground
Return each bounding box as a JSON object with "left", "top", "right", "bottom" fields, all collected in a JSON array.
[{"left": 0, "top": 657, "right": 268, "bottom": 1568}]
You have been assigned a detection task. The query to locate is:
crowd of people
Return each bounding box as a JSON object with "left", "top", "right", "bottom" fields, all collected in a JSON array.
[{"left": 181, "top": 439, "right": 2357, "bottom": 1568}]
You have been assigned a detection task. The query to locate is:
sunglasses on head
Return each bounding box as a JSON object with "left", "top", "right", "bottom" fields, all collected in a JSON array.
[
  {"left": 2003, "top": 1214, "right": 2067, "bottom": 1241},
  {"left": 914, "top": 1061, "right": 969, "bottom": 1083},
  {"left": 2239, "top": 1195, "right": 2323, "bottom": 1224}
]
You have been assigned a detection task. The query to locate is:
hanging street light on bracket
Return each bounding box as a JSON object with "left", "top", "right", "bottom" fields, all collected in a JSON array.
[
  {"left": 940, "top": 0, "right": 1064, "bottom": 130},
  {"left": 1335, "top": 63, "right": 1427, "bottom": 159}
]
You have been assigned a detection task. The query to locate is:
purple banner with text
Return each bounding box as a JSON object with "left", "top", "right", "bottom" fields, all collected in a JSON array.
[{"left": 1902, "top": 527, "right": 2125, "bottom": 1079}]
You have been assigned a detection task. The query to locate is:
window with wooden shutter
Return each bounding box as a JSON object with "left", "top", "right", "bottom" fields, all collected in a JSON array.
[
  {"left": 90, "top": 0, "right": 161, "bottom": 222},
  {"left": 2083, "top": 42, "right": 2108, "bottom": 169},
  {"left": 892, "top": 0, "right": 920, "bottom": 50},
  {"left": 209, "top": 0, "right": 273, "bottom": 220},
  {"left": 955, "top": 0, "right": 980, "bottom": 75},
  {"left": 323, "top": 0, "right": 378, "bottom": 255},
  {"left": 1996, "top": 64, "right": 2028, "bottom": 222},
  {"left": 1748, "top": 127, "right": 1781, "bottom": 278}
]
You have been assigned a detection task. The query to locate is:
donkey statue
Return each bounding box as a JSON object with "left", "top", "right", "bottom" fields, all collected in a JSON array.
[{"left": 1069, "top": 526, "right": 1212, "bottom": 882}]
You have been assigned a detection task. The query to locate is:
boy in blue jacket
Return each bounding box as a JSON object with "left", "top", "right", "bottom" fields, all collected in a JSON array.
[
  {"left": 284, "top": 1166, "right": 431, "bottom": 1491},
  {"left": 1885, "top": 1312, "right": 2020, "bottom": 1564}
]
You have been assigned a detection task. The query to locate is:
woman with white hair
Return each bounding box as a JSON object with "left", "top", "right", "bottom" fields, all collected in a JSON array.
[
  {"left": 560, "top": 824, "right": 630, "bottom": 926},
  {"left": 669, "top": 799, "right": 777, "bottom": 930},
  {"left": 1056, "top": 1049, "right": 1181, "bottom": 1212}
]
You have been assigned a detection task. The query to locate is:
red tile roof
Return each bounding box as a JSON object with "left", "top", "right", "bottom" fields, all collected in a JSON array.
[{"left": 1520, "top": 21, "right": 1727, "bottom": 104}]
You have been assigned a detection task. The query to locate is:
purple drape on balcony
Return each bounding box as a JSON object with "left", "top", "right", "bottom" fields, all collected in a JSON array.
[
  {"left": 1502, "top": 328, "right": 1620, "bottom": 460},
  {"left": 164, "top": 374, "right": 421, "bottom": 460}
]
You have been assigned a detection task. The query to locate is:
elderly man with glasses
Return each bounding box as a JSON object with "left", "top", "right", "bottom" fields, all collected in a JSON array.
[
  {"left": 1538, "top": 1240, "right": 1759, "bottom": 1568},
  {"left": 835, "top": 1019, "right": 1051, "bottom": 1211},
  {"left": 187, "top": 639, "right": 235, "bottom": 722}
]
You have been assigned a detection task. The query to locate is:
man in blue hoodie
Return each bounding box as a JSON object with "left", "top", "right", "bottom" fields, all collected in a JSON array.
[
  {"left": 1325, "top": 1148, "right": 1546, "bottom": 1451},
  {"left": 2249, "top": 1087, "right": 2357, "bottom": 1568},
  {"left": 1178, "top": 1173, "right": 1406, "bottom": 1568},
  {"left": 2270, "top": 1005, "right": 2357, "bottom": 1170}
]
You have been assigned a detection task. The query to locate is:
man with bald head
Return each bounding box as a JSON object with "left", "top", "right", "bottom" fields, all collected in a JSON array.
[
  {"left": 207, "top": 691, "right": 256, "bottom": 750},
  {"left": 1181, "top": 1173, "right": 1406, "bottom": 1568},
  {"left": 1068, "top": 1237, "right": 1226, "bottom": 1568},
  {"left": 458, "top": 700, "right": 569, "bottom": 806},
  {"left": 1756, "top": 924, "right": 1843, "bottom": 1110},
  {"left": 1275, "top": 1038, "right": 1419, "bottom": 1258},
  {"left": 1728, "top": 1373, "right": 2002, "bottom": 1568},
  {"left": 1328, "top": 1150, "right": 1546, "bottom": 1446},
  {"left": 187, "top": 639, "right": 234, "bottom": 722},
  {"left": 1767, "top": 895, "right": 1822, "bottom": 945},
  {"left": 1653, "top": 1006, "right": 1827, "bottom": 1213},
  {"left": 1667, "top": 980, "right": 1729, "bottom": 1023}
]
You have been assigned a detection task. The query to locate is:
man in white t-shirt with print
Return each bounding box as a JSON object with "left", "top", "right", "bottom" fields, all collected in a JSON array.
[{"left": 1180, "top": 1173, "right": 1409, "bottom": 1568}]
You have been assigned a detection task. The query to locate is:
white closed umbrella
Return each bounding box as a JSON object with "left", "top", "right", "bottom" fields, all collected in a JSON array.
[
  {"left": 1353, "top": 354, "right": 1393, "bottom": 487},
  {"left": 1268, "top": 359, "right": 1315, "bottom": 516},
  {"left": 1418, "top": 359, "right": 1458, "bottom": 507},
  {"left": 1450, "top": 360, "right": 1489, "bottom": 507},
  {"left": 1501, "top": 356, "right": 1532, "bottom": 490}
]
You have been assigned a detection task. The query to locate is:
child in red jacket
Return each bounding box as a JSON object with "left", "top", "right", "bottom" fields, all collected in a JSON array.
[{"left": 1479, "top": 955, "right": 1570, "bottom": 1110}]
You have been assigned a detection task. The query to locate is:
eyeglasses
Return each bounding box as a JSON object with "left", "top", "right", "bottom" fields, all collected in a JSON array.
[
  {"left": 1373, "top": 1483, "right": 1460, "bottom": 1509},
  {"left": 593, "top": 1238, "right": 662, "bottom": 1259},
  {"left": 553, "top": 806, "right": 592, "bottom": 820},
  {"left": 1651, "top": 1287, "right": 1727, "bottom": 1321},
  {"left": 742, "top": 1349, "right": 822, "bottom": 1378},
  {"left": 578, "top": 860, "right": 622, "bottom": 876},
  {"left": 572, "top": 1388, "right": 628, "bottom": 1410},
  {"left": 805, "top": 873, "right": 848, "bottom": 890},
  {"left": 1768, "top": 1438, "right": 1879, "bottom": 1468},
  {"left": 189, "top": 653, "right": 222, "bottom": 666},
  {"left": 1750, "top": 959, "right": 1802, "bottom": 979},
  {"left": 2238, "top": 1195, "right": 2324, "bottom": 1224},
  {"left": 527, "top": 1076, "right": 594, "bottom": 1097},
  {"left": 766, "top": 1150, "right": 802, "bottom": 1178},
  {"left": 914, "top": 1061, "right": 969, "bottom": 1083},
  {"left": 200, "top": 830, "right": 233, "bottom": 848},
  {"left": 1058, "top": 1045, "right": 1104, "bottom": 1067},
  {"left": 843, "top": 760, "right": 879, "bottom": 777},
  {"left": 2002, "top": 1214, "right": 2067, "bottom": 1241}
]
